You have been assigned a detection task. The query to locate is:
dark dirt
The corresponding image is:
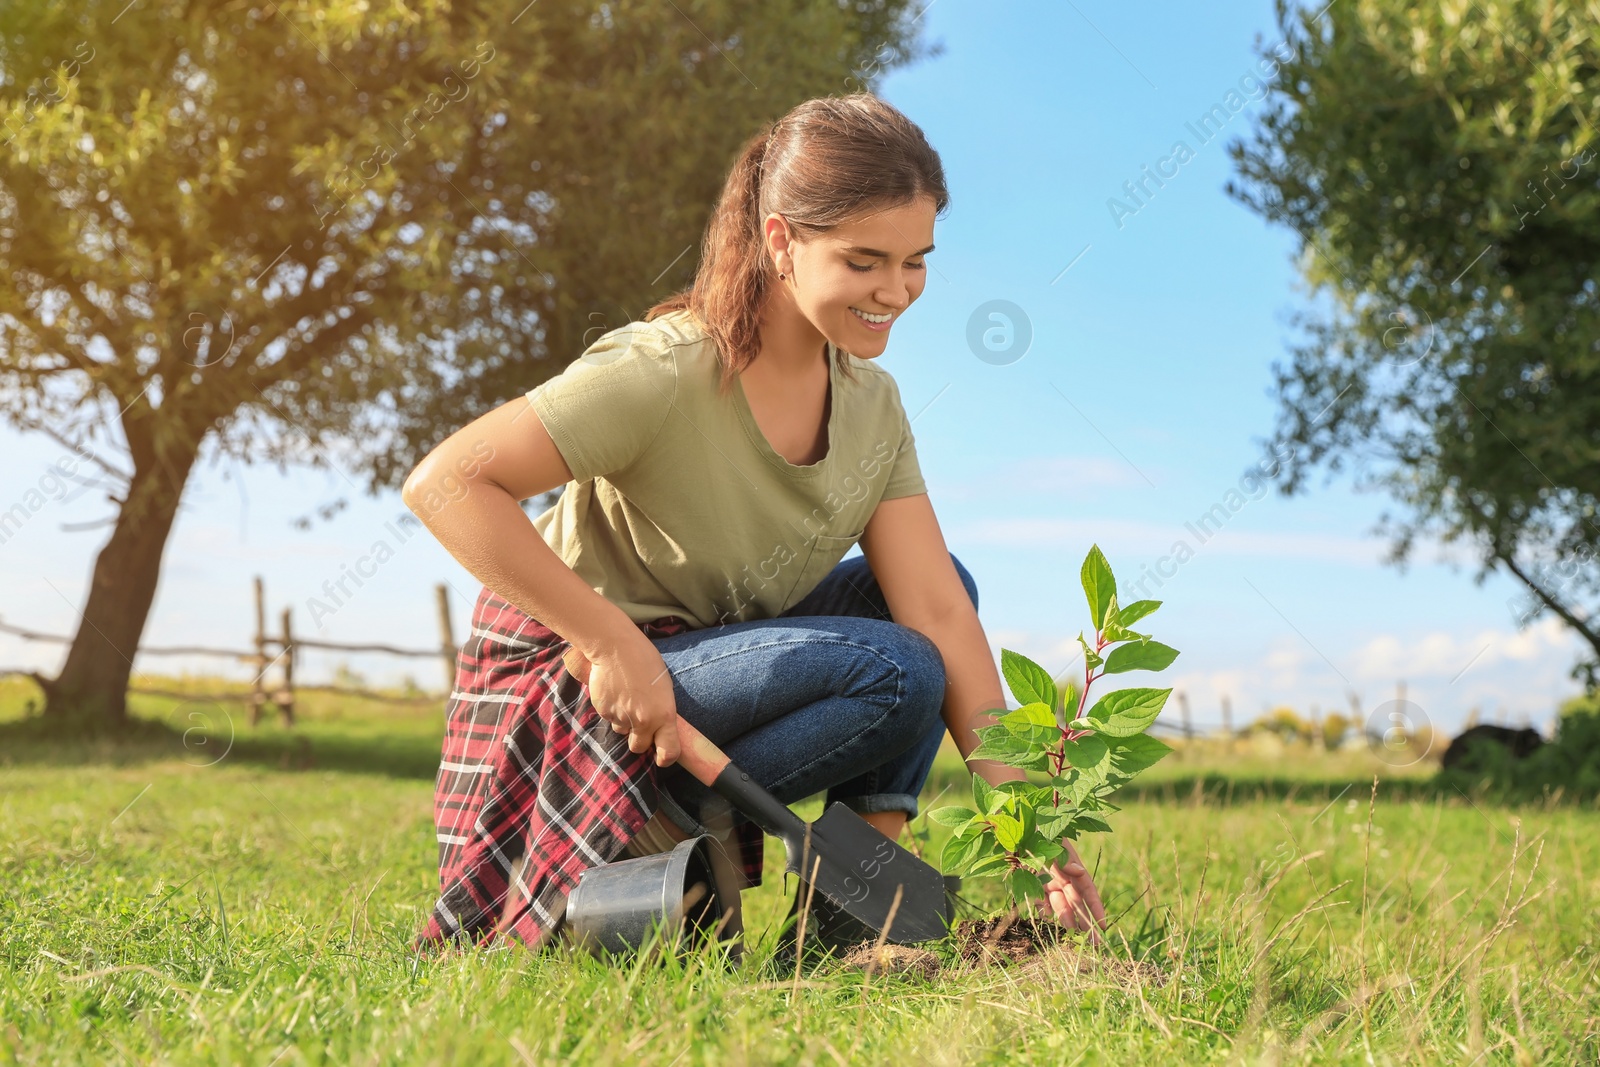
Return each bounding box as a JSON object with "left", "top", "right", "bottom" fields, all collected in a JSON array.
[
  {"left": 952, "top": 914, "right": 1171, "bottom": 985},
  {"left": 952, "top": 912, "right": 1069, "bottom": 965},
  {"left": 816, "top": 910, "right": 1171, "bottom": 985}
]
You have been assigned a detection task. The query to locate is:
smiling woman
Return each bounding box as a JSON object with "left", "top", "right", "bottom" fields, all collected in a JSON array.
[{"left": 403, "top": 93, "right": 1106, "bottom": 955}]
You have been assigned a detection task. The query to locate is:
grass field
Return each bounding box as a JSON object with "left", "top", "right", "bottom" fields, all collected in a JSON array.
[{"left": 2, "top": 675, "right": 1596, "bottom": 1065}]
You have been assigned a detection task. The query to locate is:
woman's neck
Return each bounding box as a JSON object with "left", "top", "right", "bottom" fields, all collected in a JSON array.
[{"left": 751, "top": 290, "right": 829, "bottom": 380}]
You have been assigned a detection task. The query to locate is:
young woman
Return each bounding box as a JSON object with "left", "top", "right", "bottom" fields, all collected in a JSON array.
[{"left": 403, "top": 93, "right": 1106, "bottom": 953}]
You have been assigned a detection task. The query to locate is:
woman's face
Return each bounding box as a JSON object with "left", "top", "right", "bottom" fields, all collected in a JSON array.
[{"left": 766, "top": 196, "right": 936, "bottom": 359}]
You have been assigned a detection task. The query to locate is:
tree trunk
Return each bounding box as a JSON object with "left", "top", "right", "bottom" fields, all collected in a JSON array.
[{"left": 41, "top": 432, "right": 201, "bottom": 730}]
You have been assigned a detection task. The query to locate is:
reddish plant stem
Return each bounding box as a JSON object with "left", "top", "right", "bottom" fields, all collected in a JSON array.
[{"left": 1075, "top": 628, "right": 1110, "bottom": 721}]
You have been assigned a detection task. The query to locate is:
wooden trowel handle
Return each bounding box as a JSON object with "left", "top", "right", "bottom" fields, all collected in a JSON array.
[
  {"left": 562, "top": 645, "right": 807, "bottom": 842},
  {"left": 561, "top": 645, "right": 729, "bottom": 786}
]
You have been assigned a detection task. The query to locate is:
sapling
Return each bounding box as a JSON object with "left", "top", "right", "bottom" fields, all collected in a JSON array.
[{"left": 933, "top": 544, "right": 1181, "bottom": 910}]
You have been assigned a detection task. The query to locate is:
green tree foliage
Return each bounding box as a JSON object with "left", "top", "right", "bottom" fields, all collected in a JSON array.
[
  {"left": 1226, "top": 0, "right": 1600, "bottom": 683},
  {"left": 0, "top": 0, "right": 939, "bottom": 727}
]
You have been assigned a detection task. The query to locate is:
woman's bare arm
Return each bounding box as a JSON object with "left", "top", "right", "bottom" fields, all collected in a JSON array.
[
  {"left": 857, "top": 493, "right": 1016, "bottom": 782},
  {"left": 401, "top": 396, "right": 683, "bottom": 763},
  {"left": 859, "top": 491, "right": 1108, "bottom": 939}
]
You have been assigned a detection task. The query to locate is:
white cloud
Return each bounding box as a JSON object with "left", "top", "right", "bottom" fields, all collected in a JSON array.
[
  {"left": 978, "top": 616, "right": 1590, "bottom": 735},
  {"left": 1348, "top": 615, "right": 1578, "bottom": 683}
]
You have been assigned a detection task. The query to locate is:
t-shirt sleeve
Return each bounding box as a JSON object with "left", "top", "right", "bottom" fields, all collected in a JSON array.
[
  {"left": 879, "top": 377, "right": 928, "bottom": 501},
  {"left": 525, "top": 323, "right": 677, "bottom": 484}
]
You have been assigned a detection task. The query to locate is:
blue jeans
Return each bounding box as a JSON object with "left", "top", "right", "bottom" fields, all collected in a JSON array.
[{"left": 648, "top": 552, "right": 980, "bottom": 838}]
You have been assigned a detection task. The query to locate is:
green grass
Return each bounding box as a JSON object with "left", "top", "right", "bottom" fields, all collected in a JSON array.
[{"left": 2, "top": 675, "right": 1597, "bottom": 1064}]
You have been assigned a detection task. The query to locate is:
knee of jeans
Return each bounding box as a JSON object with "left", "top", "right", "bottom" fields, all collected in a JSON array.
[
  {"left": 895, "top": 627, "right": 947, "bottom": 733},
  {"left": 949, "top": 553, "right": 979, "bottom": 612}
]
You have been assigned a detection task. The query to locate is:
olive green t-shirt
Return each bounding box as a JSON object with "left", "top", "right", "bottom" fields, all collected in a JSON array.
[{"left": 525, "top": 308, "right": 927, "bottom": 629}]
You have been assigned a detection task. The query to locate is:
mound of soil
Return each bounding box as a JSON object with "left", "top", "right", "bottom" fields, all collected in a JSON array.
[
  {"left": 951, "top": 913, "right": 1171, "bottom": 985},
  {"left": 837, "top": 943, "right": 943, "bottom": 980},
  {"left": 799, "top": 910, "right": 1171, "bottom": 986},
  {"left": 952, "top": 913, "right": 1068, "bottom": 965}
]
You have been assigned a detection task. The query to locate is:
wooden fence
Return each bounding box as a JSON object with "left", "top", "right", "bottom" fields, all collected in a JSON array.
[{"left": 0, "top": 576, "right": 460, "bottom": 726}]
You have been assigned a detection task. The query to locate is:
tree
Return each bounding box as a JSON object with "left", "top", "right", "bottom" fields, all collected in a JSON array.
[
  {"left": 1226, "top": 0, "right": 1600, "bottom": 686},
  {"left": 0, "top": 0, "right": 940, "bottom": 729}
]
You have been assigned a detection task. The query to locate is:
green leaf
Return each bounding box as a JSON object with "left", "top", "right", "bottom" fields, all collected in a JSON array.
[
  {"left": 927, "top": 805, "right": 979, "bottom": 828},
  {"left": 967, "top": 732, "right": 1031, "bottom": 764},
  {"left": 940, "top": 830, "right": 984, "bottom": 876},
  {"left": 1006, "top": 867, "right": 1044, "bottom": 902},
  {"left": 1070, "top": 813, "right": 1113, "bottom": 835},
  {"left": 1061, "top": 773, "right": 1103, "bottom": 807},
  {"left": 990, "top": 812, "right": 1024, "bottom": 851},
  {"left": 1100, "top": 618, "right": 1149, "bottom": 644},
  {"left": 969, "top": 852, "right": 1011, "bottom": 877},
  {"left": 1085, "top": 687, "right": 1172, "bottom": 737},
  {"left": 970, "top": 773, "right": 994, "bottom": 816},
  {"left": 1106, "top": 733, "right": 1174, "bottom": 776},
  {"left": 1001, "top": 701, "right": 1059, "bottom": 746},
  {"left": 1061, "top": 734, "right": 1110, "bottom": 772},
  {"left": 1102, "top": 640, "right": 1181, "bottom": 675},
  {"left": 1117, "top": 599, "right": 1162, "bottom": 625},
  {"left": 1001, "top": 702, "right": 1057, "bottom": 729},
  {"left": 990, "top": 780, "right": 1036, "bottom": 801},
  {"left": 1010, "top": 748, "right": 1055, "bottom": 773},
  {"left": 1027, "top": 839, "right": 1066, "bottom": 866},
  {"left": 1076, "top": 631, "right": 1103, "bottom": 670},
  {"left": 1037, "top": 811, "right": 1076, "bottom": 840},
  {"left": 1000, "top": 649, "right": 1056, "bottom": 709},
  {"left": 1017, "top": 825, "right": 1052, "bottom": 854},
  {"left": 1053, "top": 676, "right": 1080, "bottom": 720},
  {"left": 1027, "top": 783, "right": 1060, "bottom": 810},
  {"left": 1081, "top": 545, "right": 1116, "bottom": 631}
]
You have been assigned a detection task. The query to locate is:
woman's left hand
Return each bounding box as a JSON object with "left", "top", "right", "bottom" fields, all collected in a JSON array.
[{"left": 1035, "top": 837, "right": 1107, "bottom": 944}]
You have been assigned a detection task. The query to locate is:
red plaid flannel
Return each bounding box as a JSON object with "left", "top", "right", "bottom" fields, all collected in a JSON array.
[{"left": 417, "top": 583, "right": 764, "bottom": 949}]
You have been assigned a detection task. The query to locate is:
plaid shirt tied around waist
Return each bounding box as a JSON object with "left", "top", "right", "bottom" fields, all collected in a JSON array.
[{"left": 417, "top": 583, "right": 765, "bottom": 949}]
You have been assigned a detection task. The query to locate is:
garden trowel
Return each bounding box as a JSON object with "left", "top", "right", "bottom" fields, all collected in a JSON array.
[{"left": 564, "top": 647, "right": 950, "bottom": 945}]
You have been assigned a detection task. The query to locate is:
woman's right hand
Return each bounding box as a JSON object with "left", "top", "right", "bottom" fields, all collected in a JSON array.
[{"left": 563, "top": 639, "right": 682, "bottom": 767}]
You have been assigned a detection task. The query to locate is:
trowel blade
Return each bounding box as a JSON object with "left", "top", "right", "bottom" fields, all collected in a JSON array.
[{"left": 787, "top": 802, "right": 950, "bottom": 945}]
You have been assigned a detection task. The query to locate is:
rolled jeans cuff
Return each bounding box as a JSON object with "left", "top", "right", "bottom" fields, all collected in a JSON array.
[
  {"left": 833, "top": 792, "right": 921, "bottom": 819},
  {"left": 654, "top": 787, "right": 710, "bottom": 839}
]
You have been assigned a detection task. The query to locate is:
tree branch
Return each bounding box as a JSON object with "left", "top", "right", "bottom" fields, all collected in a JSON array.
[
  {"left": 11, "top": 416, "right": 133, "bottom": 485},
  {"left": 1497, "top": 549, "right": 1600, "bottom": 660},
  {"left": 8, "top": 307, "right": 107, "bottom": 379}
]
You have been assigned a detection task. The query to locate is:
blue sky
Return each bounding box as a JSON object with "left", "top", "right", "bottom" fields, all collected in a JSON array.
[{"left": 0, "top": 0, "right": 1585, "bottom": 737}]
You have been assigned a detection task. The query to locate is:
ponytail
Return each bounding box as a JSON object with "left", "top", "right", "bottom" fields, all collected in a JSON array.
[{"left": 646, "top": 93, "right": 949, "bottom": 397}]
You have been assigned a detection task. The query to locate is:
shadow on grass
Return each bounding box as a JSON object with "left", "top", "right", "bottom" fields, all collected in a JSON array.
[
  {"left": 3, "top": 716, "right": 1585, "bottom": 809},
  {"left": 0, "top": 714, "right": 441, "bottom": 780}
]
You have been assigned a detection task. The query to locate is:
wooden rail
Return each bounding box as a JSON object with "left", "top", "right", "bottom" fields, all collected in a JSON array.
[{"left": 0, "top": 577, "right": 461, "bottom": 725}]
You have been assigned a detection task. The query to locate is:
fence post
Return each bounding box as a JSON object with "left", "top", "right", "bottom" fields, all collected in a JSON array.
[
  {"left": 277, "top": 606, "right": 295, "bottom": 726},
  {"left": 435, "top": 583, "right": 457, "bottom": 692},
  {"left": 251, "top": 576, "right": 268, "bottom": 726},
  {"left": 1177, "top": 690, "right": 1192, "bottom": 741},
  {"left": 1221, "top": 694, "right": 1233, "bottom": 740}
]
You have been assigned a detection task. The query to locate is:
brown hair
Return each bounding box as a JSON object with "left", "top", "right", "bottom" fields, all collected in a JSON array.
[{"left": 645, "top": 93, "right": 950, "bottom": 397}]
